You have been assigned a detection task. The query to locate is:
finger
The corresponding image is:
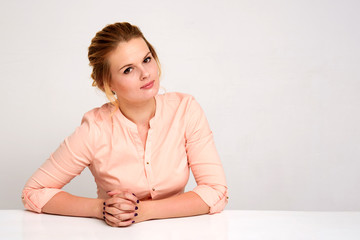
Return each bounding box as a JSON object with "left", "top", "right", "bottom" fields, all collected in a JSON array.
[
  {"left": 104, "top": 214, "right": 134, "bottom": 227},
  {"left": 107, "top": 190, "right": 138, "bottom": 201},
  {"left": 117, "top": 219, "right": 135, "bottom": 227},
  {"left": 105, "top": 198, "right": 136, "bottom": 208},
  {"left": 104, "top": 217, "right": 119, "bottom": 227},
  {"left": 113, "top": 212, "right": 136, "bottom": 221},
  {"left": 112, "top": 202, "right": 137, "bottom": 211},
  {"left": 106, "top": 196, "right": 133, "bottom": 205},
  {"left": 107, "top": 189, "right": 132, "bottom": 195},
  {"left": 107, "top": 190, "right": 122, "bottom": 196},
  {"left": 104, "top": 212, "right": 121, "bottom": 224},
  {"left": 105, "top": 206, "right": 131, "bottom": 216},
  {"left": 108, "top": 191, "right": 138, "bottom": 204}
]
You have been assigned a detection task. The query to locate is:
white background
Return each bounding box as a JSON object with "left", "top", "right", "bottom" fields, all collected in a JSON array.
[{"left": 0, "top": 0, "right": 359, "bottom": 211}]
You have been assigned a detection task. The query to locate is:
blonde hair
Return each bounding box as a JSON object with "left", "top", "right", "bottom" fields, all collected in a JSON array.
[{"left": 88, "top": 22, "right": 161, "bottom": 111}]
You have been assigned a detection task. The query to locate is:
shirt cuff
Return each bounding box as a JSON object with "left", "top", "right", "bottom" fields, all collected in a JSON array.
[
  {"left": 22, "top": 188, "right": 64, "bottom": 213},
  {"left": 192, "top": 184, "right": 228, "bottom": 214}
]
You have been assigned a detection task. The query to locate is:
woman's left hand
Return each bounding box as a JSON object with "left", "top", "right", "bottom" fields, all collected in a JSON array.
[
  {"left": 103, "top": 190, "right": 139, "bottom": 227},
  {"left": 106, "top": 190, "right": 152, "bottom": 225}
]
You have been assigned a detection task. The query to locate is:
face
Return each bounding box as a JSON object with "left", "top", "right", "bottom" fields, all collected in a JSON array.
[{"left": 108, "top": 37, "right": 159, "bottom": 105}]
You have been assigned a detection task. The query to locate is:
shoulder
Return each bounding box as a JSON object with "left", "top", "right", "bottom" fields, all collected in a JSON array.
[
  {"left": 80, "top": 103, "right": 113, "bottom": 130},
  {"left": 158, "top": 92, "right": 194, "bottom": 101},
  {"left": 157, "top": 92, "right": 197, "bottom": 110},
  {"left": 157, "top": 92, "right": 206, "bottom": 126}
]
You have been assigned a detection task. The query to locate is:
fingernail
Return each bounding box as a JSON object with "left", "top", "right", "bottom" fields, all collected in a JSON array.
[
  {"left": 134, "top": 213, "right": 138, "bottom": 216},
  {"left": 106, "top": 191, "right": 110, "bottom": 193},
  {"left": 132, "top": 220, "right": 135, "bottom": 223},
  {"left": 103, "top": 202, "right": 106, "bottom": 206},
  {"left": 103, "top": 216, "right": 106, "bottom": 220},
  {"left": 103, "top": 206, "right": 105, "bottom": 210},
  {"left": 137, "top": 200, "right": 139, "bottom": 203},
  {"left": 103, "top": 211, "right": 105, "bottom": 215},
  {"left": 132, "top": 193, "right": 136, "bottom": 196},
  {"left": 135, "top": 206, "right": 138, "bottom": 210}
]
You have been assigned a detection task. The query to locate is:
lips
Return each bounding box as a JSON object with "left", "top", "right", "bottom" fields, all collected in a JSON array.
[{"left": 140, "top": 80, "right": 155, "bottom": 89}]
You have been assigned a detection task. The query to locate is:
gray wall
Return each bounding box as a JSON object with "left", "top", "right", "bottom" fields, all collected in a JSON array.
[{"left": 0, "top": 0, "right": 359, "bottom": 211}]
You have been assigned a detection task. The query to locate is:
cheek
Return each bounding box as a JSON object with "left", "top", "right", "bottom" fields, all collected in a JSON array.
[
  {"left": 150, "top": 62, "right": 159, "bottom": 76},
  {"left": 111, "top": 77, "right": 130, "bottom": 93}
]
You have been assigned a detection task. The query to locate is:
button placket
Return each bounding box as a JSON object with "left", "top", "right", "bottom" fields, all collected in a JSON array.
[{"left": 144, "top": 128, "right": 157, "bottom": 196}]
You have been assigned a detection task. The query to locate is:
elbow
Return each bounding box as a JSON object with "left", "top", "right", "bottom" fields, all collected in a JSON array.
[
  {"left": 21, "top": 186, "right": 64, "bottom": 213},
  {"left": 21, "top": 187, "right": 42, "bottom": 213},
  {"left": 208, "top": 185, "right": 228, "bottom": 214},
  {"left": 192, "top": 184, "right": 228, "bottom": 214}
]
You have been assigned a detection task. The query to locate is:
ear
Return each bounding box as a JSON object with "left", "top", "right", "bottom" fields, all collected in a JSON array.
[{"left": 109, "top": 84, "right": 115, "bottom": 95}]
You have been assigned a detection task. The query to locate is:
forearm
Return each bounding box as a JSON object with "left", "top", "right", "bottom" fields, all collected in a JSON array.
[
  {"left": 136, "top": 191, "right": 209, "bottom": 222},
  {"left": 42, "top": 191, "right": 104, "bottom": 219}
]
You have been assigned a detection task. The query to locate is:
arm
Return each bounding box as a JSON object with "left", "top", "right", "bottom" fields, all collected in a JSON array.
[
  {"left": 134, "top": 191, "right": 209, "bottom": 222},
  {"left": 22, "top": 111, "right": 99, "bottom": 215},
  {"left": 184, "top": 96, "right": 228, "bottom": 213},
  {"left": 42, "top": 191, "right": 104, "bottom": 219}
]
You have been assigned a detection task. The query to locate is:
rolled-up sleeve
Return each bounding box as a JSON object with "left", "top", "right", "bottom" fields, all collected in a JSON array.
[
  {"left": 185, "top": 97, "right": 228, "bottom": 214},
  {"left": 21, "top": 111, "right": 98, "bottom": 213}
]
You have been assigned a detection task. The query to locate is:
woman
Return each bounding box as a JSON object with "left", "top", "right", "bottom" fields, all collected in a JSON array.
[{"left": 22, "top": 22, "right": 228, "bottom": 227}]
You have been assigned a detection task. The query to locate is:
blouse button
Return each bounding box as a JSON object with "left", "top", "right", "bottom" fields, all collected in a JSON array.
[
  {"left": 146, "top": 162, "right": 149, "bottom": 164},
  {"left": 152, "top": 188, "right": 155, "bottom": 191}
]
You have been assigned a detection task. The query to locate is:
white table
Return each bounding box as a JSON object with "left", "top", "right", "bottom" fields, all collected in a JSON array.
[{"left": 1, "top": 210, "right": 360, "bottom": 240}]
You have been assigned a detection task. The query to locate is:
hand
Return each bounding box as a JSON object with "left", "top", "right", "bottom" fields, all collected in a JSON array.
[{"left": 103, "top": 190, "right": 139, "bottom": 227}]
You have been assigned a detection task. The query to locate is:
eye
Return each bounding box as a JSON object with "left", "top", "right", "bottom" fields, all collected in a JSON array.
[
  {"left": 123, "top": 67, "right": 133, "bottom": 74},
  {"left": 144, "top": 56, "right": 151, "bottom": 63}
]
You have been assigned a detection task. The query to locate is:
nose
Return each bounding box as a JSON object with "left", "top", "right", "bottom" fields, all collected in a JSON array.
[{"left": 140, "top": 66, "right": 150, "bottom": 81}]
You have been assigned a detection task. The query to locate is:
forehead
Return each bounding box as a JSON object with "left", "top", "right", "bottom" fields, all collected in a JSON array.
[{"left": 108, "top": 37, "right": 149, "bottom": 70}]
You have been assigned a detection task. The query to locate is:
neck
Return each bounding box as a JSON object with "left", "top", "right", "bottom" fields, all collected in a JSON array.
[{"left": 117, "top": 97, "right": 156, "bottom": 126}]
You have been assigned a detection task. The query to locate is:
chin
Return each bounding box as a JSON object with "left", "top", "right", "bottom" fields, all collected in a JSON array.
[
  {"left": 139, "top": 88, "right": 159, "bottom": 101},
  {"left": 148, "top": 81, "right": 160, "bottom": 95}
]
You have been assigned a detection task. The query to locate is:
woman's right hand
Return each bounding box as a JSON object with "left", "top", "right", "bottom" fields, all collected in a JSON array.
[{"left": 103, "top": 190, "right": 139, "bottom": 227}]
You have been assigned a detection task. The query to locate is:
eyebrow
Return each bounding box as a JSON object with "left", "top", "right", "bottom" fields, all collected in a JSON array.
[{"left": 118, "top": 51, "right": 151, "bottom": 72}]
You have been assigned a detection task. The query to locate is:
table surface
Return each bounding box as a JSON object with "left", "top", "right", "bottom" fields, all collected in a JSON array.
[{"left": 1, "top": 210, "right": 360, "bottom": 240}]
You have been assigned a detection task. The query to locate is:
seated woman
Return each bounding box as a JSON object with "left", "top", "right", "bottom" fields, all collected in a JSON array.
[{"left": 21, "top": 22, "right": 228, "bottom": 227}]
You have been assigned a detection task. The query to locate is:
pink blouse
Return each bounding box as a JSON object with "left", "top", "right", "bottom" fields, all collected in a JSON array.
[{"left": 22, "top": 92, "right": 228, "bottom": 214}]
